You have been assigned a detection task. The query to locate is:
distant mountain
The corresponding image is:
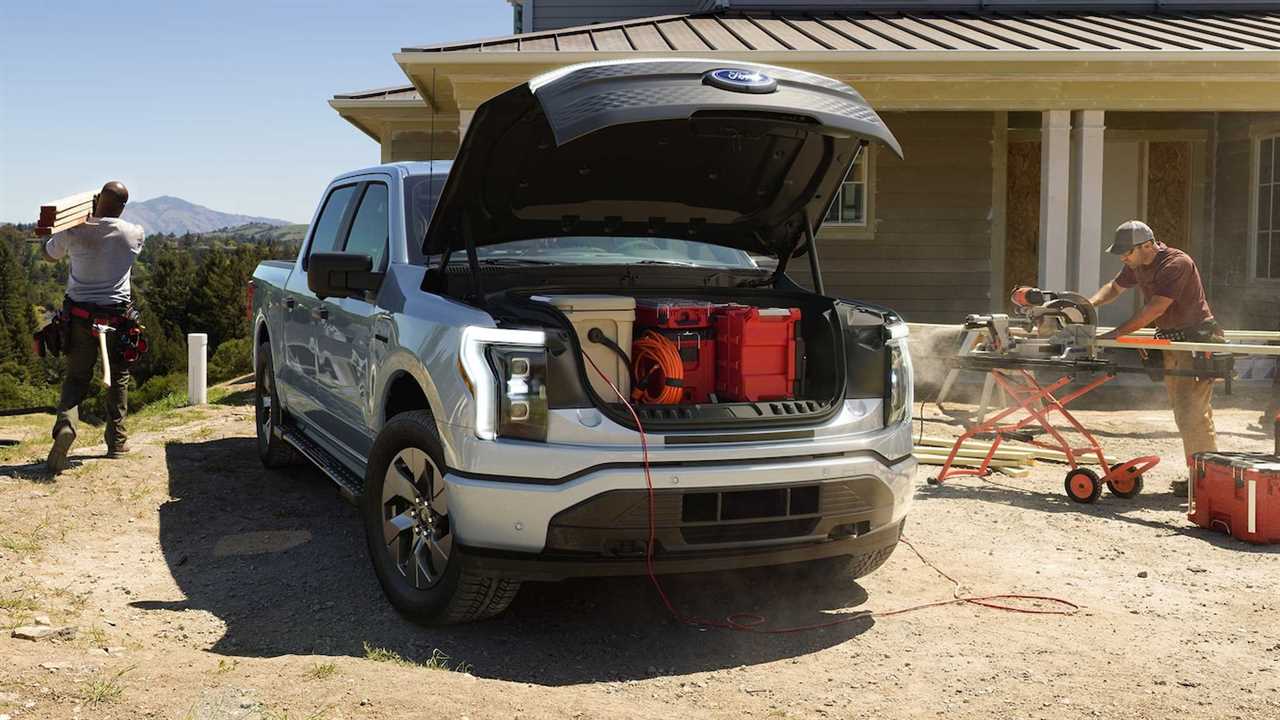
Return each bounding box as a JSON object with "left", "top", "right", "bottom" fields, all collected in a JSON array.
[{"left": 122, "top": 196, "right": 293, "bottom": 236}]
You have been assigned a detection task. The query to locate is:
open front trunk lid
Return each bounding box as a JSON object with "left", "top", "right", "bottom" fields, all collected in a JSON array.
[{"left": 423, "top": 58, "right": 902, "bottom": 261}]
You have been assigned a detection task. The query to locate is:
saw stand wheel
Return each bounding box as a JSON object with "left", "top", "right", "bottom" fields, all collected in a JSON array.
[
  {"left": 1064, "top": 468, "right": 1103, "bottom": 504},
  {"left": 1106, "top": 463, "right": 1144, "bottom": 498}
]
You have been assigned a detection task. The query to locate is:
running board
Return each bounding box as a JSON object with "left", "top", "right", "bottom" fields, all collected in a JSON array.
[{"left": 278, "top": 425, "right": 364, "bottom": 503}]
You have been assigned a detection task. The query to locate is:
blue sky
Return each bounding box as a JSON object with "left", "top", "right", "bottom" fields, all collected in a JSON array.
[{"left": 0, "top": 1, "right": 512, "bottom": 224}]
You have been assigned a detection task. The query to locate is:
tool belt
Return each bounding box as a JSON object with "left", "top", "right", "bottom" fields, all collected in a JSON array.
[
  {"left": 61, "top": 298, "right": 148, "bottom": 365},
  {"left": 1142, "top": 319, "right": 1233, "bottom": 387}
]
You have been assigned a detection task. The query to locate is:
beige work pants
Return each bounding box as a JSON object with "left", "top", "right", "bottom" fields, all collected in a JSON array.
[{"left": 1162, "top": 350, "right": 1218, "bottom": 465}]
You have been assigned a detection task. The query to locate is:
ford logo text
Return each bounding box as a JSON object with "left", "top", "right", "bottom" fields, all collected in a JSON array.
[{"left": 704, "top": 68, "right": 778, "bottom": 94}]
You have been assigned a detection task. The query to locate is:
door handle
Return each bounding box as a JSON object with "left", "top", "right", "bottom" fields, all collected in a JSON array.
[
  {"left": 285, "top": 297, "right": 296, "bottom": 309},
  {"left": 312, "top": 307, "right": 329, "bottom": 321}
]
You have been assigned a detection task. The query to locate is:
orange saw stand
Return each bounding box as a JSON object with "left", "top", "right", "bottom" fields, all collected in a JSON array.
[{"left": 927, "top": 364, "right": 1159, "bottom": 504}]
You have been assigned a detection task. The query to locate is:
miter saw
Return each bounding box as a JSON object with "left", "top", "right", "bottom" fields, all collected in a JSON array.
[{"left": 962, "top": 286, "right": 1100, "bottom": 362}]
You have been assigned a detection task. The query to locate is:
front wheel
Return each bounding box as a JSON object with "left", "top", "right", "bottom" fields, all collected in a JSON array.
[{"left": 362, "top": 410, "right": 520, "bottom": 624}]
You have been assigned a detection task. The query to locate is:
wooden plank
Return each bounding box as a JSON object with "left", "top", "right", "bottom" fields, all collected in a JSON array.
[
  {"left": 35, "top": 215, "right": 91, "bottom": 236},
  {"left": 1097, "top": 338, "right": 1280, "bottom": 356}
]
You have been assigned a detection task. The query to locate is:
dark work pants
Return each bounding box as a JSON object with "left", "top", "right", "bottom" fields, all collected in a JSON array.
[{"left": 54, "top": 317, "right": 129, "bottom": 448}]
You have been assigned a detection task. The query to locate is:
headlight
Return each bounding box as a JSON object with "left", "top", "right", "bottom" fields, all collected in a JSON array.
[
  {"left": 487, "top": 346, "right": 549, "bottom": 442},
  {"left": 885, "top": 322, "right": 911, "bottom": 427},
  {"left": 460, "top": 327, "right": 546, "bottom": 440}
]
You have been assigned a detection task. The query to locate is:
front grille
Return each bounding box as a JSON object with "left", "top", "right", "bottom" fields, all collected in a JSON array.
[{"left": 682, "top": 485, "right": 820, "bottom": 523}]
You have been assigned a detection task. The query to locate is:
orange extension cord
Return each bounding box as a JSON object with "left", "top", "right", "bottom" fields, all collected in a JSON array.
[
  {"left": 581, "top": 352, "right": 1080, "bottom": 633},
  {"left": 630, "top": 331, "right": 686, "bottom": 405}
]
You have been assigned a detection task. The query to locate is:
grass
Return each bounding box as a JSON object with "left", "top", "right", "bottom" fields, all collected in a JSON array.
[
  {"left": 261, "top": 706, "right": 330, "bottom": 720},
  {"left": 0, "top": 596, "right": 39, "bottom": 613},
  {"left": 361, "top": 642, "right": 471, "bottom": 673},
  {"left": 0, "top": 521, "right": 48, "bottom": 557},
  {"left": 304, "top": 662, "right": 338, "bottom": 680},
  {"left": 82, "top": 665, "right": 133, "bottom": 706},
  {"left": 213, "top": 658, "right": 239, "bottom": 675}
]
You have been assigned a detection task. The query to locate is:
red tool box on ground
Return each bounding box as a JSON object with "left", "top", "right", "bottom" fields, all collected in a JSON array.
[
  {"left": 635, "top": 300, "right": 717, "bottom": 403},
  {"left": 714, "top": 306, "right": 801, "bottom": 402},
  {"left": 1189, "top": 451, "right": 1280, "bottom": 544}
]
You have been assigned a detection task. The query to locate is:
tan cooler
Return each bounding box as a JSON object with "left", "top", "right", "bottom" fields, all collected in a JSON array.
[{"left": 539, "top": 295, "right": 635, "bottom": 401}]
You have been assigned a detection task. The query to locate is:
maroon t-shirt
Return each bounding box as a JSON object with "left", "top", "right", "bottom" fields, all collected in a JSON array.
[{"left": 1114, "top": 243, "right": 1213, "bottom": 330}]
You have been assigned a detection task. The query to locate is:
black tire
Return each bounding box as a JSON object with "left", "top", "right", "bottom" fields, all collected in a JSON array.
[
  {"left": 1106, "top": 463, "right": 1144, "bottom": 499},
  {"left": 255, "top": 342, "right": 299, "bottom": 468},
  {"left": 362, "top": 410, "right": 520, "bottom": 624},
  {"left": 1064, "top": 468, "right": 1103, "bottom": 504}
]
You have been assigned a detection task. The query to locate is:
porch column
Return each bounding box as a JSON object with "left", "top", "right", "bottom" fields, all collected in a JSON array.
[
  {"left": 379, "top": 122, "right": 393, "bottom": 164},
  {"left": 1039, "top": 110, "right": 1071, "bottom": 290},
  {"left": 1070, "top": 110, "right": 1106, "bottom": 294}
]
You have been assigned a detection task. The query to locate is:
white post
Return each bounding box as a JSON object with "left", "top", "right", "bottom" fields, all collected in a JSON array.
[
  {"left": 187, "top": 333, "right": 208, "bottom": 406},
  {"left": 1070, "top": 110, "right": 1106, "bottom": 294},
  {"left": 1039, "top": 110, "right": 1071, "bottom": 291}
]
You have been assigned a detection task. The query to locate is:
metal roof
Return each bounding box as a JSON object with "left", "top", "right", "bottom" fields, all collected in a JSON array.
[
  {"left": 331, "top": 86, "right": 423, "bottom": 102},
  {"left": 401, "top": 8, "right": 1280, "bottom": 53}
]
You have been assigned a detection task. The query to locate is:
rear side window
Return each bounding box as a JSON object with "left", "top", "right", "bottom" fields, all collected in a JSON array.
[
  {"left": 309, "top": 184, "right": 358, "bottom": 258},
  {"left": 405, "top": 173, "right": 446, "bottom": 265},
  {"left": 344, "top": 183, "right": 389, "bottom": 269}
]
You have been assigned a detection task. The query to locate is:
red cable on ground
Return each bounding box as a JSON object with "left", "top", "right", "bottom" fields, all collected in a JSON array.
[{"left": 580, "top": 352, "right": 1079, "bottom": 632}]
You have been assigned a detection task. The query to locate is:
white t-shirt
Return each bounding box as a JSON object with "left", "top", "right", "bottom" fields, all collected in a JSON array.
[{"left": 45, "top": 217, "right": 146, "bottom": 305}]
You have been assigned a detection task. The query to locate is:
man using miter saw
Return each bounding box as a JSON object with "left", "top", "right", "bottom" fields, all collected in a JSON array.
[
  {"left": 1090, "top": 220, "right": 1223, "bottom": 496},
  {"left": 40, "top": 181, "right": 146, "bottom": 474}
]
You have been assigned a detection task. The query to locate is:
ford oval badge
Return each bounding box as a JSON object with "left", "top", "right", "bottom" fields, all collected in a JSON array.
[{"left": 704, "top": 68, "right": 778, "bottom": 94}]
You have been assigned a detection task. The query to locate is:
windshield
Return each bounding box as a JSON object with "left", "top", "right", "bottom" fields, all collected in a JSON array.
[{"left": 439, "top": 236, "right": 760, "bottom": 269}]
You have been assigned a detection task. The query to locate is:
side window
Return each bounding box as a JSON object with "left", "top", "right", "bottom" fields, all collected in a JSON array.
[
  {"left": 343, "top": 183, "right": 390, "bottom": 270},
  {"left": 308, "top": 184, "right": 359, "bottom": 262}
]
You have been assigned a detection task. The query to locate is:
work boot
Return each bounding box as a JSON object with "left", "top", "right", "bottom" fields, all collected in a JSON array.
[
  {"left": 46, "top": 425, "right": 76, "bottom": 474},
  {"left": 1170, "top": 479, "right": 1189, "bottom": 497},
  {"left": 107, "top": 442, "right": 133, "bottom": 458}
]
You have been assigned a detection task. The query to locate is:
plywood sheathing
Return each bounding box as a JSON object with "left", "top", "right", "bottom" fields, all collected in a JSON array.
[
  {"left": 1006, "top": 141, "right": 1042, "bottom": 300},
  {"left": 1147, "top": 141, "right": 1193, "bottom": 250}
]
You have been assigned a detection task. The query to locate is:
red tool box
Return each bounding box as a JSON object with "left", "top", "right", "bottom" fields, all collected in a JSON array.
[
  {"left": 635, "top": 299, "right": 715, "bottom": 329},
  {"left": 1189, "top": 450, "right": 1280, "bottom": 544},
  {"left": 714, "top": 306, "right": 801, "bottom": 402},
  {"left": 635, "top": 300, "right": 717, "bottom": 403}
]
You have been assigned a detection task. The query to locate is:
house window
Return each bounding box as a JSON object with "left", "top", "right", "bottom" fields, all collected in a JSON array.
[
  {"left": 824, "top": 148, "right": 870, "bottom": 226},
  {"left": 1257, "top": 135, "right": 1279, "bottom": 279},
  {"left": 512, "top": 2, "right": 525, "bottom": 34}
]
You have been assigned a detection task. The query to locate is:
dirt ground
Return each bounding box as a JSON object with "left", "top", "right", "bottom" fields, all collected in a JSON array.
[{"left": 1, "top": 379, "right": 1278, "bottom": 720}]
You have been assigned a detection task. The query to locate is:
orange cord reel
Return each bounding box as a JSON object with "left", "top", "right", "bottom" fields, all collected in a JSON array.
[{"left": 630, "top": 331, "right": 686, "bottom": 405}]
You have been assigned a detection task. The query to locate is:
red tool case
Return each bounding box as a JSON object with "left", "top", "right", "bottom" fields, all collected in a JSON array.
[
  {"left": 635, "top": 300, "right": 716, "bottom": 403},
  {"left": 1189, "top": 451, "right": 1280, "bottom": 544},
  {"left": 714, "top": 306, "right": 802, "bottom": 402}
]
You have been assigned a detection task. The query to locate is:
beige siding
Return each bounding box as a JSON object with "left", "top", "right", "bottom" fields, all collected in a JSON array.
[
  {"left": 819, "top": 112, "right": 994, "bottom": 323},
  {"left": 1210, "top": 112, "right": 1280, "bottom": 331}
]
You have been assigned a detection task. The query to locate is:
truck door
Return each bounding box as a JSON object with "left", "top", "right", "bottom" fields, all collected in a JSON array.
[
  {"left": 280, "top": 183, "right": 359, "bottom": 437},
  {"left": 321, "top": 179, "right": 392, "bottom": 458}
]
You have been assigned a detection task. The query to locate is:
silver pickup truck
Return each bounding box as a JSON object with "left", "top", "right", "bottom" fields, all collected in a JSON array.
[{"left": 250, "top": 59, "right": 915, "bottom": 624}]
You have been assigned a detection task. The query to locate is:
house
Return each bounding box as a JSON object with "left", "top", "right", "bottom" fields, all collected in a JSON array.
[{"left": 329, "top": 1, "right": 1280, "bottom": 327}]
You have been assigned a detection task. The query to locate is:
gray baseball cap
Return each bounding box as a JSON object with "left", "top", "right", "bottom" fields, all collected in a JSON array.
[{"left": 1107, "top": 220, "right": 1155, "bottom": 255}]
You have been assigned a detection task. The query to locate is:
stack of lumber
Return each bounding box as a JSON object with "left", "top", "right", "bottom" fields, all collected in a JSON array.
[
  {"left": 35, "top": 191, "right": 95, "bottom": 236},
  {"left": 912, "top": 435, "right": 1071, "bottom": 479}
]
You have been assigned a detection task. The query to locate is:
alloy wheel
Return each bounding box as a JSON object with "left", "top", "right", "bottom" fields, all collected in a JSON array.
[{"left": 381, "top": 448, "right": 451, "bottom": 589}]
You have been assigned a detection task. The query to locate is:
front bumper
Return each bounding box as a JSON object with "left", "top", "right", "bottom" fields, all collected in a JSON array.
[
  {"left": 443, "top": 444, "right": 916, "bottom": 564},
  {"left": 459, "top": 517, "right": 905, "bottom": 582}
]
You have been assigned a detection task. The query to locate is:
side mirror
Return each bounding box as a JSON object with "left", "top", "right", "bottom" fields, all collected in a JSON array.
[{"left": 307, "top": 252, "right": 381, "bottom": 300}]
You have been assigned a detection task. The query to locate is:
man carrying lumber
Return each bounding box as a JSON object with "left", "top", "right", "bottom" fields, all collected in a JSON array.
[
  {"left": 1090, "top": 220, "right": 1222, "bottom": 496},
  {"left": 41, "top": 181, "right": 146, "bottom": 474}
]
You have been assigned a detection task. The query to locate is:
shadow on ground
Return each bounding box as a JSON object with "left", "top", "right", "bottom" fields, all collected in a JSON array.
[
  {"left": 915, "top": 477, "right": 1280, "bottom": 555},
  {"left": 137, "top": 437, "right": 873, "bottom": 685}
]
